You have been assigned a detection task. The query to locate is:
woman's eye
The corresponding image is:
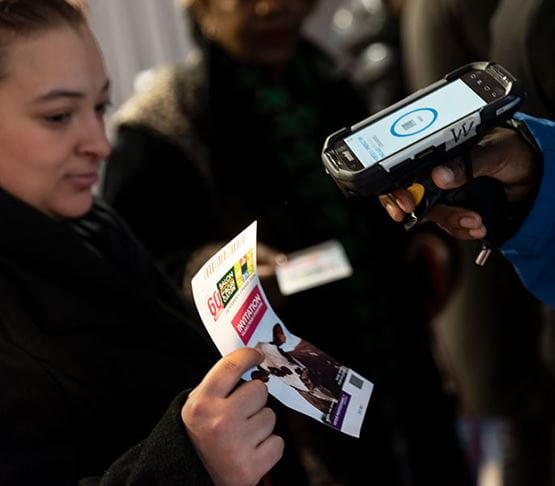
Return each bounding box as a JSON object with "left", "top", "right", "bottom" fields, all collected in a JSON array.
[
  {"left": 95, "top": 101, "right": 111, "bottom": 116},
  {"left": 45, "top": 112, "right": 72, "bottom": 124}
]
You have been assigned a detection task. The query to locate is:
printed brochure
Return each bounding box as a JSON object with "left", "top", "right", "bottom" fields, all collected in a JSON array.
[{"left": 191, "top": 222, "right": 373, "bottom": 438}]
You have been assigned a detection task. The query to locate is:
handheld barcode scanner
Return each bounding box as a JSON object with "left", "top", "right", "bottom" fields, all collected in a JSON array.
[{"left": 322, "top": 62, "right": 525, "bottom": 264}]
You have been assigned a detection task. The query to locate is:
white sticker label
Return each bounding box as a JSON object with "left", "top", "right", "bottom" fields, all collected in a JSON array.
[{"left": 276, "top": 240, "right": 353, "bottom": 296}]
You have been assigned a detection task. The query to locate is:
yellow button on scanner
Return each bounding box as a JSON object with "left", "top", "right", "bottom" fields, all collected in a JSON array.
[{"left": 406, "top": 183, "right": 426, "bottom": 206}]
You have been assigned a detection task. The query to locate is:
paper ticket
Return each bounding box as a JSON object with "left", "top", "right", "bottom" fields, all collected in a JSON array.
[{"left": 191, "top": 222, "right": 373, "bottom": 438}]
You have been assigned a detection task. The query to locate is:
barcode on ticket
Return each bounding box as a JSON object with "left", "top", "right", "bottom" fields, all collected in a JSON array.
[{"left": 349, "top": 374, "right": 364, "bottom": 390}]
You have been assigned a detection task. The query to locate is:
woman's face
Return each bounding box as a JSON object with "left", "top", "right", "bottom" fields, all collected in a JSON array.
[
  {"left": 0, "top": 24, "right": 111, "bottom": 219},
  {"left": 197, "top": 0, "right": 316, "bottom": 69}
]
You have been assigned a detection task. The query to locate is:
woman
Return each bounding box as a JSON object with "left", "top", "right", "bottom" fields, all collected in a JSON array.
[{"left": 0, "top": 1, "right": 283, "bottom": 484}]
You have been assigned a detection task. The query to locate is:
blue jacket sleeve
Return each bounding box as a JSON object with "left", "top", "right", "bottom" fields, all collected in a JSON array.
[{"left": 500, "top": 113, "right": 555, "bottom": 308}]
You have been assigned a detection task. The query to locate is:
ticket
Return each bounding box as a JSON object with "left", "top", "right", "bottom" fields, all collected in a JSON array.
[{"left": 191, "top": 222, "right": 372, "bottom": 438}]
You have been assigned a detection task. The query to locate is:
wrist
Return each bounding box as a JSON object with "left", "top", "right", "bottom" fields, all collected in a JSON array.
[{"left": 503, "top": 118, "right": 543, "bottom": 239}]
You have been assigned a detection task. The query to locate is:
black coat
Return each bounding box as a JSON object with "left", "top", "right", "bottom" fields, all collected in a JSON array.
[{"left": 0, "top": 188, "right": 218, "bottom": 485}]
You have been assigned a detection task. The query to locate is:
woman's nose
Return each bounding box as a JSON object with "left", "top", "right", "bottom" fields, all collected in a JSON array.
[{"left": 78, "top": 117, "right": 111, "bottom": 160}]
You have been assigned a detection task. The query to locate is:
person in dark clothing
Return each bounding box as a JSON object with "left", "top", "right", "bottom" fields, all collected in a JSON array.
[
  {"left": 0, "top": 1, "right": 289, "bottom": 484},
  {"left": 103, "top": 1, "right": 471, "bottom": 484}
]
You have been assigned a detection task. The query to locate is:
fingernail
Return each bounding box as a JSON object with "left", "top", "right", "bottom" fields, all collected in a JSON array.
[
  {"left": 383, "top": 202, "right": 399, "bottom": 221},
  {"left": 469, "top": 227, "right": 487, "bottom": 239},
  {"left": 460, "top": 216, "right": 478, "bottom": 228},
  {"left": 275, "top": 254, "right": 287, "bottom": 265},
  {"left": 434, "top": 166, "right": 455, "bottom": 186}
]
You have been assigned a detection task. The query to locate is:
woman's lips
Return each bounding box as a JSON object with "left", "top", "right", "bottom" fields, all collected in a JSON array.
[{"left": 67, "top": 172, "right": 99, "bottom": 188}]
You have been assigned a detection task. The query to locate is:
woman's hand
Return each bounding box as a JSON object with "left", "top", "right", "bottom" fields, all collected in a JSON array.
[{"left": 182, "top": 348, "right": 284, "bottom": 486}]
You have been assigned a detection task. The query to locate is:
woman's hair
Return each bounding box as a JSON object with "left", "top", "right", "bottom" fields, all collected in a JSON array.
[{"left": 0, "top": 0, "right": 87, "bottom": 78}]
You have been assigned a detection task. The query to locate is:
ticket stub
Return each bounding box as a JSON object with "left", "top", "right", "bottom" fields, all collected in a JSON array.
[
  {"left": 191, "top": 222, "right": 372, "bottom": 438},
  {"left": 276, "top": 240, "right": 353, "bottom": 295}
]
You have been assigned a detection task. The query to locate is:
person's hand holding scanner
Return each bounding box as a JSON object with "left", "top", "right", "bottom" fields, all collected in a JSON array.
[
  {"left": 182, "top": 348, "right": 284, "bottom": 486},
  {"left": 380, "top": 125, "right": 541, "bottom": 240}
]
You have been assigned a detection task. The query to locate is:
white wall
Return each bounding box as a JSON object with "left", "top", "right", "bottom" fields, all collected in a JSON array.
[{"left": 88, "top": 0, "right": 193, "bottom": 122}]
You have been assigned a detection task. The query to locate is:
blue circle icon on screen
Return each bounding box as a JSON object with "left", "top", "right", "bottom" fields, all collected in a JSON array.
[{"left": 390, "top": 108, "right": 438, "bottom": 137}]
